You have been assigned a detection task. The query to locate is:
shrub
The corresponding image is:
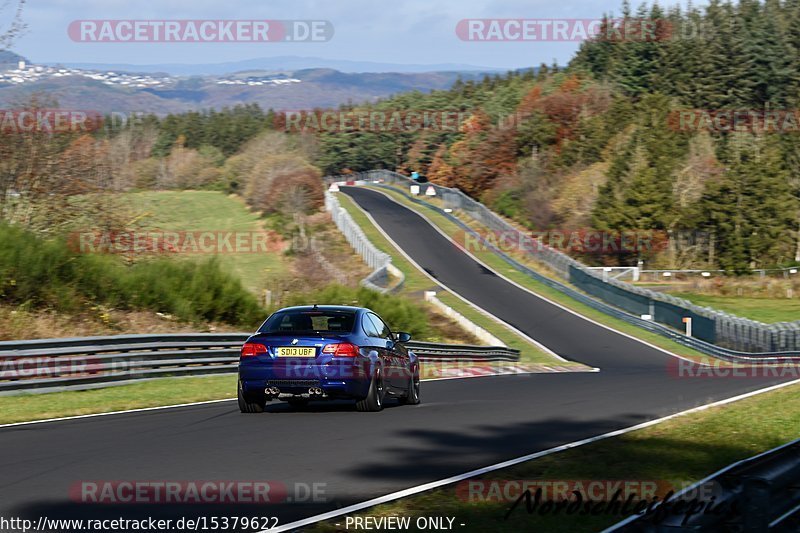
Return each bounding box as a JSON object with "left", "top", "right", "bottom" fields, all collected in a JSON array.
[
  {"left": 281, "top": 284, "right": 432, "bottom": 340},
  {"left": 0, "top": 224, "right": 264, "bottom": 327}
]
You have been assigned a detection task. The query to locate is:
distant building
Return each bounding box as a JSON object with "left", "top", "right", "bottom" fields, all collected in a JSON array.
[{"left": 17, "top": 60, "right": 25, "bottom": 70}]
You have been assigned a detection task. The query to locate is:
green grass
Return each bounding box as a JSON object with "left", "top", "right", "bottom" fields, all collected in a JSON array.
[
  {"left": 672, "top": 293, "right": 800, "bottom": 323},
  {"left": 435, "top": 292, "right": 562, "bottom": 363},
  {"left": 308, "top": 381, "right": 800, "bottom": 532},
  {"left": 369, "top": 186, "right": 714, "bottom": 363},
  {"left": 336, "top": 193, "right": 433, "bottom": 294},
  {"left": 127, "top": 191, "right": 289, "bottom": 294},
  {"left": 0, "top": 224, "right": 263, "bottom": 326},
  {"left": 0, "top": 375, "right": 238, "bottom": 425},
  {"left": 2, "top": 362, "right": 549, "bottom": 425},
  {"left": 335, "top": 193, "right": 567, "bottom": 366}
]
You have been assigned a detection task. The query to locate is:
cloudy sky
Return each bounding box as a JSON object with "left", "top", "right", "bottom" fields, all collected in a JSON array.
[{"left": 9, "top": 0, "right": 704, "bottom": 69}]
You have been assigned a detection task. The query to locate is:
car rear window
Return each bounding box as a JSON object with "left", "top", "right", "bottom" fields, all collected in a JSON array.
[{"left": 259, "top": 310, "right": 356, "bottom": 334}]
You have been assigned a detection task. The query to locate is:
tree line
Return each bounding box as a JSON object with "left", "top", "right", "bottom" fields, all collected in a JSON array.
[{"left": 313, "top": 1, "right": 800, "bottom": 272}]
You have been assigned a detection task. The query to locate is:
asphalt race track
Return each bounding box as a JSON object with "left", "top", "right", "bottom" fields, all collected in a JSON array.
[{"left": 0, "top": 186, "right": 795, "bottom": 532}]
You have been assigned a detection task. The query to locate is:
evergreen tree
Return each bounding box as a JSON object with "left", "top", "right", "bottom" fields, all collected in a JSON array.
[{"left": 695, "top": 136, "right": 797, "bottom": 271}]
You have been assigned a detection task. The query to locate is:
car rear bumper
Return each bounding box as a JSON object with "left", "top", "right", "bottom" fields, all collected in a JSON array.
[{"left": 239, "top": 359, "right": 372, "bottom": 399}]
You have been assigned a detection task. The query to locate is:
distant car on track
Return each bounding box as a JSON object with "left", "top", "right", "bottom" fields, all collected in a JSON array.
[{"left": 238, "top": 305, "right": 420, "bottom": 412}]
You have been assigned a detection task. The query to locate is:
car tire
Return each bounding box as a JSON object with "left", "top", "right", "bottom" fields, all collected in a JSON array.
[
  {"left": 356, "top": 368, "right": 385, "bottom": 412},
  {"left": 238, "top": 383, "right": 266, "bottom": 413},
  {"left": 399, "top": 372, "right": 420, "bottom": 405}
]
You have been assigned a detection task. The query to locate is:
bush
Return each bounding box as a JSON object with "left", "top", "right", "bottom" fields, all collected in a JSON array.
[
  {"left": 281, "top": 284, "right": 432, "bottom": 340},
  {"left": 0, "top": 224, "right": 264, "bottom": 327},
  {"left": 0, "top": 224, "right": 77, "bottom": 311},
  {"left": 244, "top": 153, "right": 323, "bottom": 215}
]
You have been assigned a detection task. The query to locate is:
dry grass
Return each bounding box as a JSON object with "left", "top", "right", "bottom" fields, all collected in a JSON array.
[
  {"left": 0, "top": 306, "right": 243, "bottom": 341},
  {"left": 653, "top": 277, "right": 800, "bottom": 299}
]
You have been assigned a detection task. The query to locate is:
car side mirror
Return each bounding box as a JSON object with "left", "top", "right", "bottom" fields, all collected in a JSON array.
[{"left": 396, "top": 332, "right": 412, "bottom": 343}]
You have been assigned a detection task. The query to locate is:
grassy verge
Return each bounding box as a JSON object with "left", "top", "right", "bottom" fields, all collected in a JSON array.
[
  {"left": 335, "top": 193, "right": 570, "bottom": 366},
  {"left": 0, "top": 223, "right": 264, "bottom": 327},
  {"left": 368, "top": 186, "right": 715, "bottom": 364},
  {"left": 0, "top": 375, "right": 238, "bottom": 425},
  {"left": 671, "top": 293, "right": 800, "bottom": 323},
  {"left": 127, "top": 191, "right": 290, "bottom": 294},
  {"left": 336, "top": 193, "right": 433, "bottom": 294},
  {"left": 434, "top": 292, "right": 561, "bottom": 362},
  {"left": 2, "top": 360, "right": 568, "bottom": 425},
  {"left": 308, "top": 380, "right": 800, "bottom": 532}
]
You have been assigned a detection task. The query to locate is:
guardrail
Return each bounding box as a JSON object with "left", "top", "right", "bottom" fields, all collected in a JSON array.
[
  {"left": 607, "top": 437, "right": 800, "bottom": 531},
  {"left": 0, "top": 333, "right": 520, "bottom": 395},
  {"left": 325, "top": 189, "right": 404, "bottom": 293},
  {"left": 424, "top": 291, "right": 507, "bottom": 347},
  {"left": 347, "top": 170, "right": 800, "bottom": 360}
]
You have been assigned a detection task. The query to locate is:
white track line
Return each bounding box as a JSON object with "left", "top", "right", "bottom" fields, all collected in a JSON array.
[
  {"left": 605, "top": 435, "right": 800, "bottom": 531},
  {"left": 423, "top": 367, "right": 599, "bottom": 383},
  {"left": 263, "top": 377, "right": 800, "bottom": 533},
  {"left": 356, "top": 187, "right": 711, "bottom": 367},
  {"left": 341, "top": 190, "right": 568, "bottom": 363},
  {"left": 0, "top": 398, "right": 237, "bottom": 429},
  {"left": 0, "top": 369, "right": 574, "bottom": 429}
]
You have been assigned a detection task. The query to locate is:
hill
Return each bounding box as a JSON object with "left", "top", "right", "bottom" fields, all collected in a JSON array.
[
  {"left": 0, "top": 63, "right": 490, "bottom": 113},
  {"left": 313, "top": 1, "right": 800, "bottom": 274}
]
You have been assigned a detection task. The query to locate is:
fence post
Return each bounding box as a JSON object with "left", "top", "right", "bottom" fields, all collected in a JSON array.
[{"left": 683, "top": 317, "right": 693, "bottom": 337}]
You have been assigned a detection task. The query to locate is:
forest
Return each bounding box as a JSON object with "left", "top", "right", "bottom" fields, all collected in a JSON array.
[
  {"left": 2, "top": 1, "right": 800, "bottom": 274},
  {"left": 315, "top": 0, "right": 800, "bottom": 272}
]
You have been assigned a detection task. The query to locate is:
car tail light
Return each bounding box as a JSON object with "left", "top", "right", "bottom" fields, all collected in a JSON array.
[
  {"left": 322, "top": 343, "right": 359, "bottom": 357},
  {"left": 241, "top": 343, "right": 268, "bottom": 358}
]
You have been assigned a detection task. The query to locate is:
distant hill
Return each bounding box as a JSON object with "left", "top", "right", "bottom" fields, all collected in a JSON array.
[
  {"left": 0, "top": 50, "right": 25, "bottom": 68},
  {"left": 59, "top": 56, "right": 502, "bottom": 76},
  {"left": 0, "top": 66, "right": 490, "bottom": 113}
]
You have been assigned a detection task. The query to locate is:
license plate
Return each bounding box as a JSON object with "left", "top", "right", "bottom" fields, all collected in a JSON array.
[{"left": 275, "top": 347, "right": 316, "bottom": 358}]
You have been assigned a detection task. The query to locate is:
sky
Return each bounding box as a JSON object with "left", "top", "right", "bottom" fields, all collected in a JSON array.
[{"left": 7, "top": 0, "right": 705, "bottom": 70}]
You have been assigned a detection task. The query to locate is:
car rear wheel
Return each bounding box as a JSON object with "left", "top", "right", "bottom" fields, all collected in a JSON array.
[
  {"left": 399, "top": 373, "right": 420, "bottom": 405},
  {"left": 238, "top": 383, "right": 266, "bottom": 413},
  {"left": 356, "top": 368, "right": 385, "bottom": 412}
]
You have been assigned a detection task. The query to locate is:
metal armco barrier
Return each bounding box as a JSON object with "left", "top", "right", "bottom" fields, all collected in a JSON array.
[
  {"left": 350, "top": 170, "right": 800, "bottom": 357},
  {"left": 0, "top": 333, "right": 520, "bottom": 395},
  {"left": 608, "top": 437, "right": 800, "bottom": 531},
  {"left": 325, "top": 189, "right": 404, "bottom": 293}
]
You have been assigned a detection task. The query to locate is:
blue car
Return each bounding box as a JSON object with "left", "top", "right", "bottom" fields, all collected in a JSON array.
[{"left": 238, "top": 305, "right": 420, "bottom": 412}]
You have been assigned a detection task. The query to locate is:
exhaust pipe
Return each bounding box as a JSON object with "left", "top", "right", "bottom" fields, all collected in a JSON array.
[
  {"left": 265, "top": 387, "right": 280, "bottom": 396},
  {"left": 308, "top": 387, "right": 324, "bottom": 396}
]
